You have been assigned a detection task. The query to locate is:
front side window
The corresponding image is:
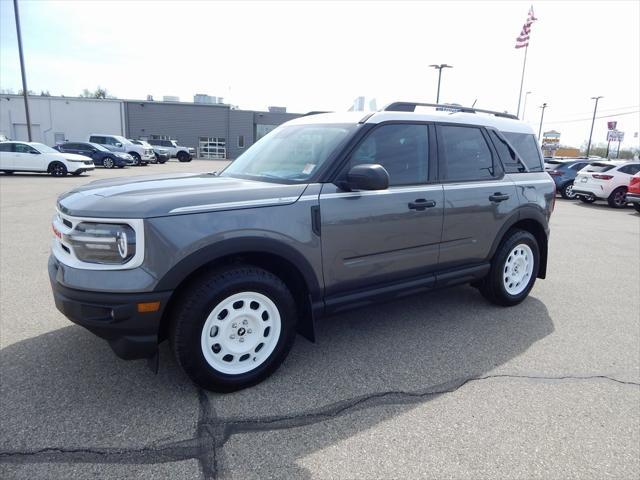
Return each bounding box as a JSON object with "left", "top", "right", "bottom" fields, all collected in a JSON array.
[
  {"left": 14, "top": 143, "right": 39, "bottom": 154},
  {"left": 619, "top": 164, "right": 640, "bottom": 175},
  {"left": 503, "top": 132, "right": 543, "bottom": 172},
  {"left": 223, "top": 124, "right": 356, "bottom": 183},
  {"left": 439, "top": 125, "right": 494, "bottom": 181},
  {"left": 346, "top": 123, "right": 429, "bottom": 186}
]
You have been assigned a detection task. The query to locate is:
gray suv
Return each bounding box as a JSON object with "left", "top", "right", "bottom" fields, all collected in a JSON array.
[{"left": 49, "top": 102, "right": 555, "bottom": 392}]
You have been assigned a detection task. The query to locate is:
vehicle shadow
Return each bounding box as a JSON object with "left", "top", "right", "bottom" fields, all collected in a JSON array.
[{"left": 0, "top": 285, "right": 554, "bottom": 478}]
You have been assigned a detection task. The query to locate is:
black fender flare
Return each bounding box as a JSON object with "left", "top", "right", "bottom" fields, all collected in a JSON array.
[{"left": 487, "top": 207, "right": 549, "bottom": 279}]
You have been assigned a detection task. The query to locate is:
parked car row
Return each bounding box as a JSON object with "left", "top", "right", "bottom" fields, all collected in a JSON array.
[
  {"left": 545, "top": 157, "right": 640, "bottom": 211},
  {"left": 0, "top": 134, "right": 196, "bottom": 176}
]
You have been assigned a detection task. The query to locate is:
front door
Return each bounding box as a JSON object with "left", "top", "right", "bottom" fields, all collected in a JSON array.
[
  {"left": 320, "top": 123, "right": 443, "bottom": 298},
  {"left": 13, "top": 143, "right": 46, "bottom": 171}
]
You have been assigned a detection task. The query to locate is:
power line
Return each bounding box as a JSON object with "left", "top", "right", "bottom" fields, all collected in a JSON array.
[{"left": 544, "top": 110, "right": 639, "bottom": 124}]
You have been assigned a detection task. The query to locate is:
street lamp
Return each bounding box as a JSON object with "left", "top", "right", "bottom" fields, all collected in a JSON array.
[
  {"left": 538, "top": 103, "right": 548, "bottom": 141},
  {"left": 586, "top": 96, "right": 603, "bottom": 158},
  {"left": 429, "top": 64, "right": 453, "bottom": 103},
  {"left": 521, "top": 91, "right": 532, "bottom": 121}
]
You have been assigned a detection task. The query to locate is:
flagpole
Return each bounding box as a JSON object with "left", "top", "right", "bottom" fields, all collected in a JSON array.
[{"left": 516, "top": 44, "right": 528, "bottom": 119}]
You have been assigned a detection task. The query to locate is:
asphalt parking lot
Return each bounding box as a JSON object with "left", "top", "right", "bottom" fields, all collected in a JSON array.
[{"left": 1, "top": 160, "right": 639, "bottom": 479}]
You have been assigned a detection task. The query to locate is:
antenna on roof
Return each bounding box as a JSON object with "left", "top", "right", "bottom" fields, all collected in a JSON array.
[{"left": 471, "top": 99, "right": 477, "bottom": 108}]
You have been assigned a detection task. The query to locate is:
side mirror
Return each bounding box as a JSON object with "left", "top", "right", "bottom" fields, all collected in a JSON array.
[
  {"left": 30, "top": 150, "right": 40, "bottom": 155},
  {"left": 345, "top": 164, "right": 389, "bottom": 191},
  {"left": 115, "top": 142, "right": 123, "bottom": 148}
]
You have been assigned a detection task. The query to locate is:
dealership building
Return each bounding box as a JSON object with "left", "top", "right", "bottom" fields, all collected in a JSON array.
[{"left": 0, "top": 94, "right": 302, "bottom": 159}]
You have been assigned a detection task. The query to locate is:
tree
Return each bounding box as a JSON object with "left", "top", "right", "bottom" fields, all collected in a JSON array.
[
  {"left": 79, "top": 86, "right": 115, "bottom": 99},
  {"left": 40, "top": 90, "right": 51, "bottom": 96},
  {"left": 17, "top": 89, "right": 34, "bottom": 95}
]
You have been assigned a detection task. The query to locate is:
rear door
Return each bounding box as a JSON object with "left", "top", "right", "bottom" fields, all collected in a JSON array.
[
  {"left": 437, "top": 124, "right": 518, "bottom": 269},
  {"left": 320, "top": 123, "right": 444, "bottom": 298}
]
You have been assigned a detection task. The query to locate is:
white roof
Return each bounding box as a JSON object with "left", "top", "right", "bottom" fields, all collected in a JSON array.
[{"left": 286, "top": 108, "right": 534, "bottom": 134}]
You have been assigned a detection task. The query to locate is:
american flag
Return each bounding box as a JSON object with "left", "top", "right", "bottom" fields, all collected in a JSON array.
[{"left": 515, "top": 6, "right": 537, "bottom": 49}]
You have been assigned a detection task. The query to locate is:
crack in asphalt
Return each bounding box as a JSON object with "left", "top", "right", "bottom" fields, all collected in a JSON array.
[{"left": 1, "top": 373, "right": 638, "bottom": 477}]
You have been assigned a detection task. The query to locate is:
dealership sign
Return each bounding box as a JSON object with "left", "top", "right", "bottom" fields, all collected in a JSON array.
[
  {"left": 607, "top": 130, "right": 624, "bottom": 142},
  {"left": 607, "top": 121, "right": 617, "bottom": 130}
]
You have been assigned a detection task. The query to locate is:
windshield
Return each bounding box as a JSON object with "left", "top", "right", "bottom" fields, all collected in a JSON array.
[
  {"left": 32, "top": 143, "right": 59, "bottom": 154},
  {"left": 222, "top": 123, "right": 356, "bottom": 182},
  {"left": 89, "top": 142, "right": 110, "bottom": 152}
]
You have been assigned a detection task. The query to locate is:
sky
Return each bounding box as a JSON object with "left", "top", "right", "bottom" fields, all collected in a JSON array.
[{"left": 0, "top": 0, "right": 638, "bottom": 149}]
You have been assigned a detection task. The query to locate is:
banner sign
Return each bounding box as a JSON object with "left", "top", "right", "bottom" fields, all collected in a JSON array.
[
  {"left": 607, "top": 130, "right": 624, "bottom": 142},
  {"left": 607, "top": 121, "right": 617, "bottom": 130}
]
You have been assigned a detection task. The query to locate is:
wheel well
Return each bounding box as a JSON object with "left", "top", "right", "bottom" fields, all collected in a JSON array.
[
  {"left": 509, "top": 219, "right": 548, "bottom": 279},
  {"left": 47, "top": 161, "right": 64, "bottom": 171},
  {"left": 159, "top": 252, "right": 313, "bottom": 342}
]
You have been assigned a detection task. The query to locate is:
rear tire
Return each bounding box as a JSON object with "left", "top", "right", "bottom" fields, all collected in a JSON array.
[
  {"left": 170, "top": 265, "right": 297, "bottom": 392},
  {"left": 103, "top": 157, "right": 115, "bottom": 169},
  {"left": 607, "top": 187, "right": 627, "bottom": 208},
  {"left": 634, "top": 203, "right": 640, "bottom": 213},
  {"left": 560, "top": 181, "right": 576, "bottom": 199},
  {"left": 129, "top": 152, "right": 141, "bottom": 165},
  {"left": 48, "top": 162, "right": 67, "bottom": 177},
  {"left": 479, "top": 229, "right": 539, "bottom": 307}
]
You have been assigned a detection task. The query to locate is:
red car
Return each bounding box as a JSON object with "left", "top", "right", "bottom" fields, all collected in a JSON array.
[{"left": 627, "top": 172, "right": 640, "bottom": 213}]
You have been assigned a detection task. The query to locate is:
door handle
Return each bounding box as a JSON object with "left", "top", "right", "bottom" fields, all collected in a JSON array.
[
  {"left": 489, "top": 193, "right": 510, "bottom": 203},
  {"left": 408, "top": 199, "right": 436, "bottom": 210}
]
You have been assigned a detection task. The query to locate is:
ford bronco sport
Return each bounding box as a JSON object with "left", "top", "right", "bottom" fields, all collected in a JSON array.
[{"left": 49, "top": 102, "right": 554, "bottom": 392}]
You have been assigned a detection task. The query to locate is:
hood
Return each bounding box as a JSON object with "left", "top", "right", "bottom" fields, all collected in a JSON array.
[{"left": 57, "top": 173, "right": 309, "bottom": 218}]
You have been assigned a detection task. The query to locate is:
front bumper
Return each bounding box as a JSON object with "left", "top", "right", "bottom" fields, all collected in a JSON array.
[
  {"left": 48, "top": 256, "right": 172, "bottom": 360},
  {"left": 69, "top": 163, "right": 95, "bottom": 173}
]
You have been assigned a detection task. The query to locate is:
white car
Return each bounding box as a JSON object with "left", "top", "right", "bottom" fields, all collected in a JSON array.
[
  {"left": 146, "top": 139, "right": 195, "bottom": 162},
  {"left": 129, "top": 139, "right": 170, "bottom": 164},
  {"left": 88, "top": 134, "right": 155, "bottom": 165},
  {"left": 573, "top": 161, "right": 640, "bottom": 208},
  {"left": 0, "top": 141, "right": 95, "bottom": 176}
]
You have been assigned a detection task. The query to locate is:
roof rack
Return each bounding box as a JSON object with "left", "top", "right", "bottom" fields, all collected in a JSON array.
[
  {"left": 382, "top": 102, "right": 518, "bottom": 120},
  {"left": 304, "top": 111, "right": 333, "bottom": 116}
]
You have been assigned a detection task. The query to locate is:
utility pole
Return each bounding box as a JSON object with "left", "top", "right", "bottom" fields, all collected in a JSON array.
[
  {"left": 586, "top": 96, "right": 603, "bottom": 158},
  {"left": 538, "top": 103, "right": 547, "bottom": 141},
  {"left": 429, "top": 64, "right": 453, "bottom": 103},
  {"left": 13, "top": 0, "right": 32, "bottom": 141},
  {"left": 521, "top": 91, "right": 532, "bottom": 121}
]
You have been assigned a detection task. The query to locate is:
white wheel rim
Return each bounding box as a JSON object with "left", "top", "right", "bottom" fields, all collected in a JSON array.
[
  {"left": 200, "top": 291, "right": 281, "bottom": 375},
  {"left": 503, "top": 244, "right": 534, "bottom": 295}
]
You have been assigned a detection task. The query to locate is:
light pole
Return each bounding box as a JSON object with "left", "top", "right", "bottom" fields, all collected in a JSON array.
[
  {"left": 13, "top": 0, "right": 32, "bottom": 141},
  {"left": 586, "top": 96, "right": 603, "bottom": 158},
  {"left": 521, "top": 91, "right": 532, "bottom": 121},
  {"left": 429, "top": 64, "right": 453, "bottom": 103},
  {"left": 538, "top": 103, "right": 547, "bottom": 141}
]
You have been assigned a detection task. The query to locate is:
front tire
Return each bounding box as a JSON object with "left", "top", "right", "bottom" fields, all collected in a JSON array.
[
  {"left": 170, "top": 265, "right": 297, "bottom": 392},
  {"left": 48, "top": 162, "right": 68, "bottom": 176},
  {"left": 177, "top": 152, "right": 191, "bottom": 162},
  {"left": 560, "top": 181, "right": 576, "bottom": 199},
  {"left": 479, "top": 229, "right": 539, "bottom": 306},
  {"left": 633, "top": 203, "right": 640, "bottom": 213},
  {"left": 129, "top": 152, "right": 141, "bottom": 165},
  {"left": 607, "top": 187, "right": 627, "bottom": 208}
]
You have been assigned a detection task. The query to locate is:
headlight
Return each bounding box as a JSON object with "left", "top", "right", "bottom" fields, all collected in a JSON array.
[
  {"left": 66, "top": 158, "right": 85, "bottom": 162},
  {"left": 65, "top": 222, "right": 136, "bottom": 264}
]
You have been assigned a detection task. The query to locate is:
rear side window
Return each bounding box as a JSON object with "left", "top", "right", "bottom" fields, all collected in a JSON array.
[
  {"left": 0, "top": 143, "right": 12, "bottom": 152},
  {"left": 489, "top": 130, "right": 522, "bottom": 173},
  {"left": 619, "top": 164, "right": 640, "bottom": 175},
  {"left": 502, "top": 132, "right": 543, "bottom": 172},
  {"left": 438, "top": 125, "right": 494, "bottom": 180},
  {"left": 571, "top": 162, "right": 588, "bottom": 170},
  {"left": 90, "top": 136, "right": 105, "bottom": 144},
  {"left": 348, "top": 123, "right": 429, "bottom": 186}
]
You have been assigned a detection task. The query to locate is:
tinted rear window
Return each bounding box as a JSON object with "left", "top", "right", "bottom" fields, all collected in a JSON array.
[
  {"left": 502, "top": 132, "right": 543, "bottom": 172},
  {"left": 585, "top": 163, "right": 615, "bottom": 172}
]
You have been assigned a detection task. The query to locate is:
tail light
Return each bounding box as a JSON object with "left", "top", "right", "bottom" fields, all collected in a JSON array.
[
  {"left": 592, "top": 174, "right": 613, "bottom": 180},
  {"left": 630, "top": 177, "right": 640, "bottom": 187},
  {"left": 548, "top": 170, "right": 562, "bottom": 176}
]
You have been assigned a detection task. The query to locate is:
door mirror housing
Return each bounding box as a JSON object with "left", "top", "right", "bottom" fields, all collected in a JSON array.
[
  {"left": 345, "top": 164, "right": 389, "bottom": 191},
  {"left": 114, "top": 142, "right": 123, "bottom": 148}
]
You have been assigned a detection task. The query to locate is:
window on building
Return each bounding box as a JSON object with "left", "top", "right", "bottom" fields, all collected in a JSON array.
[
  {"left": 54, "top": 133, "right": 66, "bottom": 145},
  {"left": 199, "top": 137, "right": 226, "bottom": 159},
  {"left": 438, "top": 125, "right": 494, "bottom": 181},
  {"left": 345, "top": 124, "right": 429, "bottom": 186},
  {"left": 238, "top": 135, "right": 245, "bottom": 148}
]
